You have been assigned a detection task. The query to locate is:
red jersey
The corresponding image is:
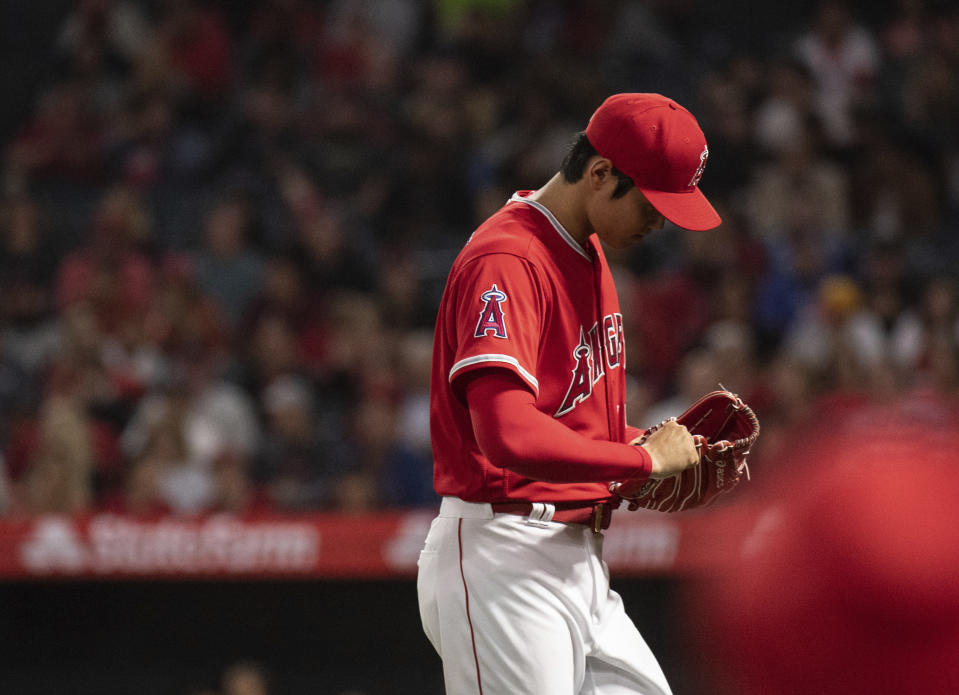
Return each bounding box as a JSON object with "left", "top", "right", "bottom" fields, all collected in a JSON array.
[{"left": 430, "top": 192, "right": 633, "bottom": 504}]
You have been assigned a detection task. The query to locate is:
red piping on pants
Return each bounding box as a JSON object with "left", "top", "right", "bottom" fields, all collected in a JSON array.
[{"left": 458, "top": 519, "right": 484, "bottom": 694}]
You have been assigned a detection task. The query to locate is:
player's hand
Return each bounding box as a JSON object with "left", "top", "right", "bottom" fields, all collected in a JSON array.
[{"left": 633, "top": 420, "right": 699, "bottom": 479}]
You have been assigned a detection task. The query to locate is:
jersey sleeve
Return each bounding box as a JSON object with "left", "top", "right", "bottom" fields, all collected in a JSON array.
[
  {"left": 467, "top": 370, "right": 652, "bottom": 483},
  {"left": 446, "top": 253, "right": 545, "bottom": 395}
]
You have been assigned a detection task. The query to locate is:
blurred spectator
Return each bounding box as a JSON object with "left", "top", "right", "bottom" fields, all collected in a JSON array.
[
  {"left": 6, "top": 79, "right": 107, "bottom": 185},
  {"left": 696, "top": 58, "right": 761, "bottom": 199},
  {"left": 6, "top": 394, "right": 97, "bottom": 516},
  {"left": 243, "top": 312, "right": 303, "bottom": 395},
  {"left": 121, "top": 353, "right": 260, "bottom": 514},
  {"left": 642, "top": 347, "right": 723, "bottom": 426},
  {"left": 318, "top": 292, "right": 393, "bottom": 388},
  {"left": 113, "top": 402, "right": 184, "bottom": 515},
  {"left": 211, "top": 449, "right": 265, "bottom": 515},
  {"left": 55, "top": 184, "right": 155, "bottom": 331},
  {"left": 753, "top": 225, "right": 843, "bottom": 352},
  {"left": 54, "top": 0, "right": 149, "bottom": 133},
  {"left": 107, "top": 87, "right": 213, "bottom": 191},
  {"left": 892, "top": 2, "right": 959, "bottom": 150},
  {"left": 0, "top": 194, "right": 61, "bottom": 375},
  {"left": 136, "top": 0, "right": 234, "bottom": 113},
  {"left": 880, "top": 0, "right": 927, "bottom": 64},
  {"left": 316, "top": 0, "right": 422, "bottom": 92},
  {"left": 110, "top": 453, "right": 168, "bottom": 517},
  {"left": 240, "top": 252, "right": 328, "bottom": 371},
  {"left": 627, "top": 258, "right": 712, "bottom": 397},
  {"left": 794, "top": 0, "right": 881, "bottom": 146},
  {"left": 0, "top": 195, "right": 58, "bottom": 328},
  {"left": 56, "top": 0, "right": 150, "bottom": 76},
  {"left": 752, "top": 58, "right": 817, "bottom": 157},
  {"left": 192, "top": 191, "right": 265, "bottom": 330},
  {"left": 111, "top": 380, "right": 262, "bottom": 517},
  {"left": 255, "top": 374, "right": 357, "bottom": 512},
  {"left": 278, "top": 164, "right": 376, "bottom": 296},
  {"left": 704, "top": 318, "right": 759, "bottom": 396},
  {"left": 782, "top": 274, "right": 883, "bottom": 390},
  {"left": 221, "top": 660, "right": 270, "bottom": 695},
  {"left": 43, "top": 300, "right": 136, "bottom": 450},
  {"left": 145, "top": 252, "right": 228, "bottom": 364},
  {"left": 382, "top": 329, "right": 436, "bottom": 507},
  {"left": 342, "top": 392, "right": 398, "bottom": 511},
  {"left": 0, "top": 334, "right": 36, "bottom": 443},
  {"left": 376, "top": 249, "right": 434, "bottom": 330},
  {"left": 891, "top": 275, "right": 959, "bottom": 385},
  {"left": 240, "top": 0, "right": 325, "bottom": 79},
  {"left": 746, "top": 354, "right": 818, "bottom": 468},
  {"left": 850, "top": 123, "right": 942, "bottom": 249},
  {"left": 744, "top": 120, "right": 851, "bottom": 243}
]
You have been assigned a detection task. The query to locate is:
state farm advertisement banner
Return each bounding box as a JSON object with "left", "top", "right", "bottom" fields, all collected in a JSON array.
[{"left": 0, "top": 506, "right": 760, "bottom": 580}]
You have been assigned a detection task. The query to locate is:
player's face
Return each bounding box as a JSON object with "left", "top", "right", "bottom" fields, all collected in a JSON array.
[{"left": 587, "top": 183, "right": 666, "bottom": 249}]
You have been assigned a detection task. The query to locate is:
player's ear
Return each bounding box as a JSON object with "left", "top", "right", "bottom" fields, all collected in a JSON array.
[{"left": 586, "top": 156, "right": 614, "bottom": 191}]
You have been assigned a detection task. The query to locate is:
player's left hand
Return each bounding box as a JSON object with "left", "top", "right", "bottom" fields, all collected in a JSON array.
[
  {"left": 611, "top": 389, "right": 760, "bottom": 512},
  {"left": 636, "top": 419, "right": 699, "bottom": 479}
]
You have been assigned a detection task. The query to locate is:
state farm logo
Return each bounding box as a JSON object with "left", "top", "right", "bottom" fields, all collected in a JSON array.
[
  {"left": 20, "top": 515, "right": 321, "bottom": 575},
  {"left": 21, "top": 517, "right": 88, "bottom": 572}
]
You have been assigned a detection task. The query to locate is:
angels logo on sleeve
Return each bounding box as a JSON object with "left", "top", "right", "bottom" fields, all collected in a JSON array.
[{"left": 474, "top": 284, "right": 508, "bottom": 339}]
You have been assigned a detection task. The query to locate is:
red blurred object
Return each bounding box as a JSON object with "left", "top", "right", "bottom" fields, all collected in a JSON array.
[{"left": 687, "top": 405, "right": 959, "bottom": 694}]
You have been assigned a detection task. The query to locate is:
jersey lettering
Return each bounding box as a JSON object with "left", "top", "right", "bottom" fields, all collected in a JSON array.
[
  {"left": 556, "top": 313, "right": 624, "bottom": 417},
  {"left": 555, "top": 328, "right": 593, "bottom": 417},
  {"left": 604, "top": 313, "right": 624, "bottom": 369},
  {"left": 474, "top": 284, "right": 508, "bottom": 339},
  {"left": 587, "top": 323, "right": 605, "bottom": 384}
]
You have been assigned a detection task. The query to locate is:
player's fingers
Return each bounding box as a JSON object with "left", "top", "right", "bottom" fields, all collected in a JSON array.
[
  {"left": 657, "top": 420, "right": 693, "bottom": 444},
  {"left": 687, "top": 433, "right": 702, "bottom": 465}
]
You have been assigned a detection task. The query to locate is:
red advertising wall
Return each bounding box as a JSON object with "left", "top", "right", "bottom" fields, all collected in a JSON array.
[{"left": 0, "top": 504, "right": 764, "bottom": 580}]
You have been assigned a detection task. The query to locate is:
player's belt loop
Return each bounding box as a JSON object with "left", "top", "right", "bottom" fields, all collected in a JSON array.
[
  {"left": 591, "top": 503, "right": 608, "bottom": 534},
  {"left": 526, "top": 502, "right": 555, "bottom": 528}
]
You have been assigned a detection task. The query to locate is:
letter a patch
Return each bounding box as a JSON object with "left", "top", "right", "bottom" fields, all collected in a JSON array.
[{"left": 474, "top": 284, "right": 508, "bottom": 339}]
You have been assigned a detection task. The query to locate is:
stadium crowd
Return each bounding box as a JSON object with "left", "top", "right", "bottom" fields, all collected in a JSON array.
[{"left": 0, "top": 0, "right": 957, "bottom": 519}]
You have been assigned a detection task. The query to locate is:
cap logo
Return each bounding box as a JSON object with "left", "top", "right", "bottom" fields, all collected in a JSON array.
[{"left": 688, "top": 145, "right": 709, "bottom": 188}]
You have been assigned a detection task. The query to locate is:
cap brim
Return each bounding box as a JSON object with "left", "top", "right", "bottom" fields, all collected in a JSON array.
[{"left": 640, "top": 187, "right": 721, "bottom": 231}]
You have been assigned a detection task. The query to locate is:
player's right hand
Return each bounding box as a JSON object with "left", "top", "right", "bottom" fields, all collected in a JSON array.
[{"left": 635, "top": 420, "right": 699, "bottom": 479}]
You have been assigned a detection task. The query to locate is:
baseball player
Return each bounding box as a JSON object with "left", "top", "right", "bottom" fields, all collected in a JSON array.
[{"left": 418, "top": 93, "right": 722, "bottom": 695}]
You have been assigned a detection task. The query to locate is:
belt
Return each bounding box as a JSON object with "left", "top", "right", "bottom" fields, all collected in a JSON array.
[{"left": 491, "top": 501, "right": 612, "bottom": 533}]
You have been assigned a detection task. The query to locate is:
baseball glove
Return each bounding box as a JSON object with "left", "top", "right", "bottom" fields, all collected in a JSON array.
[{"left": 610, "top": 389, "right": 760, "bottom": 512}]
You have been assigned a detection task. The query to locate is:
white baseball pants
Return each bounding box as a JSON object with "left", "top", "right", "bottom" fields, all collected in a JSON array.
[{"left": 417, "top": 497, "right": 673, "bottom": 695}]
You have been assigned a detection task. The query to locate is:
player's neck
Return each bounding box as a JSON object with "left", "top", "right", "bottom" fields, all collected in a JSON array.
[{"left": 528, "top": 174, "right": 591, "bottom": 248}]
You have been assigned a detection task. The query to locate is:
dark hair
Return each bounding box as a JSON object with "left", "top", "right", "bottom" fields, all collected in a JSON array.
[{"left": 560, "top": 132, "right": 635, "bottom": 199}]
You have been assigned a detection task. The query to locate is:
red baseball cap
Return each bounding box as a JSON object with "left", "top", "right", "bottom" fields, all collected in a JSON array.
[{"left": 585, "top": 93, "right": 721, "bottom": 231}]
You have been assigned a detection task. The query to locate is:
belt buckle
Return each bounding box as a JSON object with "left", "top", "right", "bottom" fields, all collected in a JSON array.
[{"left": 591, "top": 502, "right": 607, "bottom": 534}]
